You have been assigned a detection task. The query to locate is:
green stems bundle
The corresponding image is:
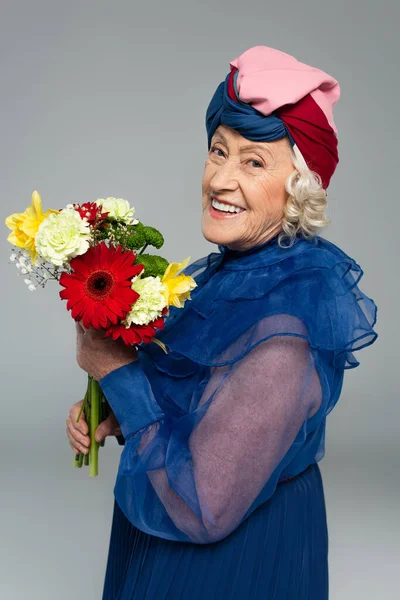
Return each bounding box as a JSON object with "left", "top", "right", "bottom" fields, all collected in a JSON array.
[{"left": 72, "top": 374, "right": 109, "bottom": 477}]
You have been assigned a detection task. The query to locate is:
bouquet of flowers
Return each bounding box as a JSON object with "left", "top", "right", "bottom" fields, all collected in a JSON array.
[{"left": 5, "top": 191, "right": 197, "bottom": 476}]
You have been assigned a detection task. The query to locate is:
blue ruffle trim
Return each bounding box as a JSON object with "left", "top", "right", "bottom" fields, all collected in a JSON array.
[{"left": 153, "top": 235, "right": 378, "bottom": 371}]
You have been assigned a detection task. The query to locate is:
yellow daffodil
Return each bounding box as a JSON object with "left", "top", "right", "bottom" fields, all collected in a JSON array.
[
  {"left": 161, "top": 256, "right": 197, "bottom": 308},
  {"left": 5, "top": 190, "right": 59, "bottom": 264}
]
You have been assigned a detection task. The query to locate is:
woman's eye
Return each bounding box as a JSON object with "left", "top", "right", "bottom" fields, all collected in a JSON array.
[
  {"left": 211, "top": 146, "right": 225, "bottom": 157},
  {"left": 249, "top": 159, "right": 263, "bottom": 168}
]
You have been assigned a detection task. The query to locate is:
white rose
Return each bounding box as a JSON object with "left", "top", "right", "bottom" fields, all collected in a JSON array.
[
  {"left": 35, "top": 207, "right": 91, "bottom": 266},
  {"left": 95, "top": 197, "right": 139, "bottom": 224},
  {"left": 124, "top": 276, "right": 167, "bottom": 326}
]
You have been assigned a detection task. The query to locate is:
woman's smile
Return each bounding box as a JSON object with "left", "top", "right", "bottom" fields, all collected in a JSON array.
[{"left": 209, "top": 196, "right": 246, "bottom": 219}]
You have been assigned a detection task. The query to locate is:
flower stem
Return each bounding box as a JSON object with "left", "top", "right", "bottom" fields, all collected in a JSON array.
[
  {"left": 152, "top": 337, "right": 168, "bottom": 354},
  {"left": 89, "top": 378, "right": 100, "bottom": 477},
  {"left": 72, "top": 452, "right": 84, "bottom": 468},
  {"left": 76, "top": 379, "right": 90, "bottom": 425}
]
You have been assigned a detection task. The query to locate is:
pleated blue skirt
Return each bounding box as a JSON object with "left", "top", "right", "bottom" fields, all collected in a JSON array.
[{"left": 102, "top": 462, "right": 328, "bottom": 600}]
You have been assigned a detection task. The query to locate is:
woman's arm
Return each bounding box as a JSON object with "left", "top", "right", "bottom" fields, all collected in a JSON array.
[{"left": 100, "top": 329, "right": 323, "bottom": 544}]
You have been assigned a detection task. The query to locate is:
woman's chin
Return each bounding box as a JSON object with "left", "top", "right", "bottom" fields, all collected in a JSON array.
[
  {"left": 201, "top": 223, "right": 236, "bottom": 247},
  {"left": 201, "top": 213, "right": 240, "bottom": 247}
]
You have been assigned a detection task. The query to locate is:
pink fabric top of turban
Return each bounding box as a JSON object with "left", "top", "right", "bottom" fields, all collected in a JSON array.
[{"left": 229, "top": 46, "right": 341, "bottom": 188}]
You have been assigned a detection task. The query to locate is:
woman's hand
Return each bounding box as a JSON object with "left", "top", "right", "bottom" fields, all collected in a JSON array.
[
  {"left": 66, "top": 399, "right": 123, "bottom": 454},
  {"left": 75, "top": 321, "right": 138, "bottom": 381}
]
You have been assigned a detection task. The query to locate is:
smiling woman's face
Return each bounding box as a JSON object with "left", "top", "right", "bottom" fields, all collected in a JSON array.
[{"left": 201, "top": 125, "right": 296, "bottom": 251}]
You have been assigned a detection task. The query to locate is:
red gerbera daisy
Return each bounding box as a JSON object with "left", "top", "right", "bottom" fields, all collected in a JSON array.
[
  {"left": 105, "top": 308, "right": 168, "bottom": 346},
  {"left": 59, "top": 243, "right": 144, "bottom": 330}
]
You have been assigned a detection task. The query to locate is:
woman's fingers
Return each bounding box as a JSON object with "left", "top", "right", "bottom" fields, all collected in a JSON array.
[
  {"left": 66, "top": 400, "right": 90, "bottom": 454},
  {"left": 67, "top": 400, "right": 120, "bottom": 453},
  {"left": 69, "top": 400, "right": 88, "bottom": 434},
  {"left": 66, "top": 424, "right": 89, "bottom": 455},
  {"left": 66, "top": 416, "right": 90, "bottom": 453}
]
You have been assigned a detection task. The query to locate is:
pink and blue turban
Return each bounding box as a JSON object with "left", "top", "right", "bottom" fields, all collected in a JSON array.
[{"left": 206, "top": 46, "right": 341, "bottom": 189}]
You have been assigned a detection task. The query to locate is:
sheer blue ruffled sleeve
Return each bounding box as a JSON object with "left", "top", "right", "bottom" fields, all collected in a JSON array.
[
  {"left": 99, "top": 234, "right": 378, "bottom": 544},
  {"left": 100, "top": 324, "right": 323, "bottom": 544}
]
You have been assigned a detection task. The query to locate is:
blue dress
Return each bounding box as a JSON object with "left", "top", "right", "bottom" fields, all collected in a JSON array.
[{"left": 99, "top": 233, "right": 378, "bottom": 599}]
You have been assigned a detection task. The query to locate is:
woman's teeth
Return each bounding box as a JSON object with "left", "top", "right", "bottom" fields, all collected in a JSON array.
[{"left": 211, "top": 199, "right": 244, "bottom": 213}]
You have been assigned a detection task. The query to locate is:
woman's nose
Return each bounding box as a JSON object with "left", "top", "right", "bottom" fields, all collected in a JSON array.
[{"left": 209, "top": 160, "right": 239, "bottom": 192}]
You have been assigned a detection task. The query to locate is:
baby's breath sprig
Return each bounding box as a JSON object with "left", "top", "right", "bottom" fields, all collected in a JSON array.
[{"left": 9, "top": 249, "right": 61, "bottom": 291}]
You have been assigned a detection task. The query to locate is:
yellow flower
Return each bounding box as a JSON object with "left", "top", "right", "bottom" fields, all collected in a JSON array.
[
  {"left": 5, "top": 190, "right": 59, "bottom": 264},
  {"left": 161, "top": 256, "right": 197, "bottom": 308}
]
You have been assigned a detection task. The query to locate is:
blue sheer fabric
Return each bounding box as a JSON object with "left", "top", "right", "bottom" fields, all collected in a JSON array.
[
  {"left": 102, "top": 463, "right": 329, "bottom": 600},
  {"left": 99, "top": 233, "right": 378, "bottom": 545}
]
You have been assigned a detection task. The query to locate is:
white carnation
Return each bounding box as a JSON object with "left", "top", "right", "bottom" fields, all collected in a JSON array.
[
  {"left": 95, "top": 197, "right": 139, "bottom": 224},
  {"left": 124, "top": 276, "right": 167, "bottom": 326},
  {"left": 35, "top": 207, "right": 91, "bottom": 266}
]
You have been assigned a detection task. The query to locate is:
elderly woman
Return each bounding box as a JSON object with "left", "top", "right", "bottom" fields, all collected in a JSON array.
[{"left": 67, "top": 46, "right": 378, "bottom": 599}]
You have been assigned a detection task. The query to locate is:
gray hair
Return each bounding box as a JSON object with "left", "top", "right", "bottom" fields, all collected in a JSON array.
[{"left": 277, "top": 144, "right": 330, "bottom": 248}]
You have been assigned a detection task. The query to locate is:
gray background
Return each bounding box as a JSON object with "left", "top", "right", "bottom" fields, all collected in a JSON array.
[{"left": 0, "top": 1, "right": 398, "bottom": 598}]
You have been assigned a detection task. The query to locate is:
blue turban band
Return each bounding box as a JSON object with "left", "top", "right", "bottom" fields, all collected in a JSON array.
[{"left": 205, "top": 72, "right": 295, "bottom": 149}]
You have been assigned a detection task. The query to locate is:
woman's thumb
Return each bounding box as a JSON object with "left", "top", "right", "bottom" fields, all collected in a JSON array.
[{"left": 94, "top": 420, "right": 111, "bottom": 442}]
